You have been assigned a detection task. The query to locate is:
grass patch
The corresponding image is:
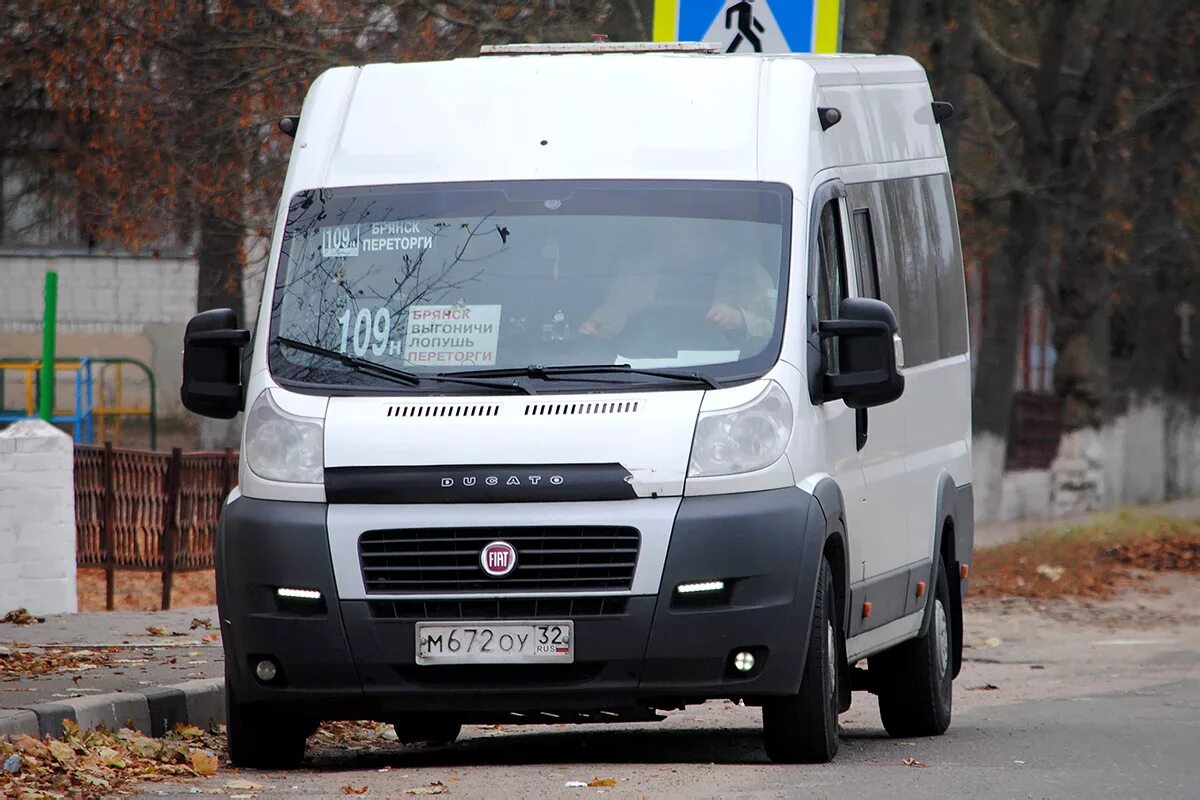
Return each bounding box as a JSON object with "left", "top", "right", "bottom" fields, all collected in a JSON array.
[{"left": 971, "top": 511, "right": 1200, "bottom": 599}]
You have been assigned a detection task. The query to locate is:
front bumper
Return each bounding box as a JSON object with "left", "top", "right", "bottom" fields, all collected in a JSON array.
[{"left": 216, "top": 488, "right": 827, "bottom": 720}]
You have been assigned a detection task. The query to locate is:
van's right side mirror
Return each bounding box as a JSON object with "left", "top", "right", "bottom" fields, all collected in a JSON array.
[
  {"left": 181, "top": 308, "right": 251, "bottom": 419},
  {"left": 818, "top": 297, "right": 905, "bottom": 409}
]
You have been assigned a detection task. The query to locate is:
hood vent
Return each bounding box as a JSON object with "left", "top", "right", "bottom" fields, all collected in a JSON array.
[
  {"left": 387, "top": 403, "right": 501, "bottom": 418},
  {"left": 524, "top": 400, "right": 640, "bottom": 416}
]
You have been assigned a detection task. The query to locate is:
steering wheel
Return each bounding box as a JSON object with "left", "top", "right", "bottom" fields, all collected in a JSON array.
[{"left": 615, "top": 300, "right": 733, "bottom": 358}]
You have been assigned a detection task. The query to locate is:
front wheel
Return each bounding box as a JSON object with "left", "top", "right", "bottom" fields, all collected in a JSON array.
[
  {"left": 762, "top": 555, "right": 841, "bottom": 763},
  {"left": 391, "top": 715, "right": 462, "bottom": 747},
  {"left": 872, "top": 555, "right": 954, "bottom": 737}
]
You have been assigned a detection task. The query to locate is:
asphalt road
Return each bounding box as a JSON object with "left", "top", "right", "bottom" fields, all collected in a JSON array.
[{"left": 136, "top": 576, "right": 1200, "bottom": 799}]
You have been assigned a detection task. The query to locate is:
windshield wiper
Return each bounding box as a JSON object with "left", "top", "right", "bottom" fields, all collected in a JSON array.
[
  {"left": 442, "top": 363, "right": 721, "bottom": 390},
  {"left": 275, "top": 337, "right": 534, "bottom": 394}
]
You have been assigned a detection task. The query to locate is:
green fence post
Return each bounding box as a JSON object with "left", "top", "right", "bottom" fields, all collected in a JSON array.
[{"left": 39, "top": 272, "right": 58, "bottom": 422}]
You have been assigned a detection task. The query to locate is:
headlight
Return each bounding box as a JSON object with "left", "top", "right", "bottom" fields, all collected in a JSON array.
[
  {"left": 244, "top": 389, "right": 324, "bottom": 483},
  {"left": 688, "top": 382, "right": 793, "bottom": 477}
]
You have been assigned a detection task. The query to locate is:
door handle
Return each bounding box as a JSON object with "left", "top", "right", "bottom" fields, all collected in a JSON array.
[{"left": 856, "top": 408, "right": 868, "bottom": 451}]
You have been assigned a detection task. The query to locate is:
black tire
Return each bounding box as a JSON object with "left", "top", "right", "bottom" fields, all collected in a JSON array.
[
  {"left": 762, "top": 555, "right": 840, "bottom": 763},
  {"left": 873, "top": 555, "right": 954, "bottom": 737},
  {"left": 225, "top": 680, "right": 310, "bottom": 769},
  {"left": 391, "top": 715, "right": 462, "bottom": 746}
]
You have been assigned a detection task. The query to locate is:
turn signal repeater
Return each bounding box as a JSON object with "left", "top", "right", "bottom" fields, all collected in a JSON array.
[
  {"left": 862, "top": 601, "right": 872, "bottom": 619},
  {"left": 915, "top": 581, "right": 926, "bottom": 599}
]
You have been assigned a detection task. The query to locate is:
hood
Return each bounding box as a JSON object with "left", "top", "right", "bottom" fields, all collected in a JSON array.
[{"left": 323, "top": 390, "right": 704, "bottom": 498}]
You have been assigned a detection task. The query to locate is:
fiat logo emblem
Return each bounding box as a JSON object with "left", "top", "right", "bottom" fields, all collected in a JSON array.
[{"left": 480, "top": 541, "right": 517, "bottom": 577}]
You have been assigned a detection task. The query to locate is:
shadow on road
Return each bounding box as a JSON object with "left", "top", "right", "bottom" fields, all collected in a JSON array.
[{"left": 301, "top": 721, "right": 908, "bottom": 773}]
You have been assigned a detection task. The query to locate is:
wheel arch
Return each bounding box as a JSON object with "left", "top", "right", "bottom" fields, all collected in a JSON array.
[
  {"left": 807, "top": 476, "right": 851, "bottom": 644},
  {"left": 928, "top": 471, "right": 965, "bottom": 677}
]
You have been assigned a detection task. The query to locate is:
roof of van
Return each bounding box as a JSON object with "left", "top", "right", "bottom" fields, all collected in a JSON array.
[{"left": 283, "top": 49, "right": 942, "bottom": 194}]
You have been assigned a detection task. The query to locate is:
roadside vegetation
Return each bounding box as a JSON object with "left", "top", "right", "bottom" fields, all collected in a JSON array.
[{"left": 971, "top": 512, "right": 1200, "bottom": 600}]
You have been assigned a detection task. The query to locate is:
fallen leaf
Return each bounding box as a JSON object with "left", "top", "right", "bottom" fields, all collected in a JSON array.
[
  {"left": 174, "top": 723, "right": 205, "bottom": 738},
  {"left": 983, "top": 636, "right": 1003, "bottom": 648},
  {"left": 48, "top": 740, "right": 76, "bottom": 764},
  {"left": 225, "top": 779, "right": 261, "bottom": 790},
  {"left": 342, "top": 786, "right": 369, "bottom": 795},
  {"left": 98, "top": 746, "right": 128, "bottom": 768},
  {"left": 190, "top": 617, "right": 214, "bottom": 630},
  {"left": 968, "top": 683, "right": 1000, "bottom": 691},
  {"left": 1, "top": 608, "right": 45, "bottom": 625},
  {"left": 201, "top": 633, "right": 220, "bottom": 643},
  {"left": 1035, "top": 564, "right": 1064, "bottom": 582},
  {"left": 78, "top": 771, "right": 112, "bottom": 788},
  {"left": 588, "top": 777, "right": 618, "bottom": 787},
  {"left": 190, "top": 749, "right": 219, "bottom": 776},
  {"left": 128, "top": 735, "right": 163, "bottom": 758},
  {"left": 407, "top": 782, "right": 448, "bottom": 795},
  {"left": 902, "top": 758, "right": 929, "bottom": 768},
  {"left": 145, "top": 625, "right": 168, "bottom": 636}
]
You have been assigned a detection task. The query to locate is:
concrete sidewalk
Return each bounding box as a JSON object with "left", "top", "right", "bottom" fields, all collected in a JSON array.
[{"left": 1, "top": 606, "right": 224, "bottom": 739}]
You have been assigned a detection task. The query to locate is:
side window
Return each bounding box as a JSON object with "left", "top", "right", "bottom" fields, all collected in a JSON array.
[
  {"left": 851, "top": 208, "right": 880, "bottom": 300},
  {"left": 815, "top": 200, "right": 848, "bottom": 372}
]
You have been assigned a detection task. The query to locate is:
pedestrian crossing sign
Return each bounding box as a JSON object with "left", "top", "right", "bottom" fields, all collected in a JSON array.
[{"left": 653, "top": 0, "right": 843, "bottom": 54}]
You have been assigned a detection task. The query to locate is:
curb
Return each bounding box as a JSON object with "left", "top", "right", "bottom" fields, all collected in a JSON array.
[{"left": 1, "top": 678, "right": 224, "bottom": 740}]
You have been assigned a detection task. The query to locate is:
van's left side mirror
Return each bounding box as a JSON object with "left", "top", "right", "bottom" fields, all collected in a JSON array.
[
  {"left": 181, "top": 308, "right": 251, "bottom": 419},
  {"left": 818, "top": 297, "right": 905, "bottom": 409}
]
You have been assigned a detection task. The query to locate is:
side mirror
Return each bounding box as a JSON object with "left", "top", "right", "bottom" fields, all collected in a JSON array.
[
  {"left": 818, "top": 297, "right": 905, "bottom": 409},
  {"left": 181, "top": 308, "right": 251, "bottom": 419}
]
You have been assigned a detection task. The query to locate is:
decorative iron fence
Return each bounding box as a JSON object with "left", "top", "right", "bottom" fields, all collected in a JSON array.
[{"left": 74, "top": 443, "right": 237, "bottom": 610}]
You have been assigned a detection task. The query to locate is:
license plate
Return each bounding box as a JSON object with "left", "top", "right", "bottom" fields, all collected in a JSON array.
[{"left": 415, "top": 621, "right": 574, "bottom": 665}]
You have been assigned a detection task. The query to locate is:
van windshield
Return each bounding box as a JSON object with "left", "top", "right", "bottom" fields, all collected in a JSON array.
[{"left": 268, "top": 180, "right": 791, "bottom": 391}]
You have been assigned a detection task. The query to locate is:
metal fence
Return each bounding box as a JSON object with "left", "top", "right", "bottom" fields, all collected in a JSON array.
[{"left": 74, "top": 443, "right": 237, "bottom": 610}]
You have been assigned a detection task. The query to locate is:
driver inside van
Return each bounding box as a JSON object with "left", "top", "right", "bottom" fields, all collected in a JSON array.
[{"left": 578, "top": 232, "right": 776, "bottom": 340}]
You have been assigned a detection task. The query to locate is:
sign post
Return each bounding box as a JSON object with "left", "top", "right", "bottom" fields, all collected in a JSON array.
[
  {"left": 39, "top": 271, "right": 58, "bottom": 423},
  {"left": 653, "top": 0, "right": 843, "bottom": 54}
]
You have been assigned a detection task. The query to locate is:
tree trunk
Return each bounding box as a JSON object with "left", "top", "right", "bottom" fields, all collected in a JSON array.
[
  {"left": 602, "top": 0, "right": 653, "bottom": 41},
  {"left": 196, "top": 206, "right": 245, "bottom": 321},
  {"left": 1051, "top": 182, "right": 1112, "bottom": 432},
  {"left": 972, "top": 192, "right": 1040, "bottom": 439}
]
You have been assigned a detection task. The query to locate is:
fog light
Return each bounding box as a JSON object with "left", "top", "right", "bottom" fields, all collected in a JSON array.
[
  {"left": 255, "top": 659, "right": 278, "bottom": 682},
  {"left": 676, "top": 580, "right": 725, "bottom": 595},
  {"left": 277, "top": 587, "right": 322, "bottom": 601},
  {"left": 733, "top": 651, "right": 755, "bottom": 673}
]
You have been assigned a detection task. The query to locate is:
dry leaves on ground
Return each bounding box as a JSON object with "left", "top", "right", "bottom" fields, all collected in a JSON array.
[
  {"left": 2, "top": 609, "right": 46, "bottom": 626},
  {"left": 0, "top": 646, "right": 120, "bottom": 680},
  {"left": 0, "top": 719, "right": 225, "bottom": 799},
  {"left": 406, "top": 782, "right": 448, "bottom": 795},
  {"left": 901, "top": 758, "right": 929, "bottom": 768},
  {"left": 972, "top": 514, "right": 1200, "bottom": 600},
  {"left": 76, "top": 568, "right": 217, "bottom": 612}
]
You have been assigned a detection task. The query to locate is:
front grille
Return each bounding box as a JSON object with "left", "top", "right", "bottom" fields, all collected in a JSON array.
[
  {"left": 359, "top": 526, "right": 640, "bottom": 593},
  {"left": 368, "top": 596, "right": 631, "bottom": 620}
]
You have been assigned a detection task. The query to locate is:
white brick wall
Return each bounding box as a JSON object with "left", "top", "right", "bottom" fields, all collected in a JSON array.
[
  {"left": 0, "top": 254, "right": 198, "bottom": 334},
  {"left": 0, "top": 420, "right": 77, "bottom": 614}
]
